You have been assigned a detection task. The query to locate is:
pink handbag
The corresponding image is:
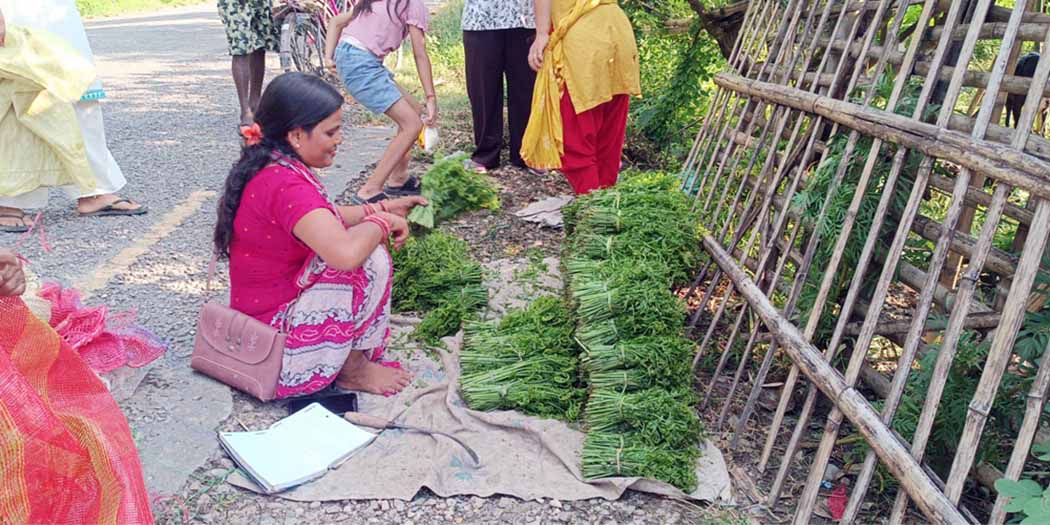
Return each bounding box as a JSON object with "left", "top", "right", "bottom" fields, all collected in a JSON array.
[
  {"left": 191, "top": 251, "right": 302, "bottom": 402},
  {"left": 191, "top": 302, "right": 286, "bottom": 401}
]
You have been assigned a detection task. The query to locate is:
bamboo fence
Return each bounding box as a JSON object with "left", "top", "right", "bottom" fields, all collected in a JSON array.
[{"left": 682, "top": 0, "right": 1050, "bottom": 523}]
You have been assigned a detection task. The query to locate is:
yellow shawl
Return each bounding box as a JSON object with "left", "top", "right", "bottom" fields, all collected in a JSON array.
[{"left": 519, "top": 0, "right": 604, "bottom": 170}]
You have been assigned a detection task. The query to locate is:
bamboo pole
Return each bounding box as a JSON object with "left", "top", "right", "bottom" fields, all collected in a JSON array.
[
  {"left": 681, "top": 0, "right": 787, "bottom": 324},
  {"left": 988, "top": 336, "right": 1050, "bottom": 523},
  {"left": 703, "top": 0, "right": 863, "bottom": 450},
  {"left": 711, "top": 73, "right": 1050, "bottom": 199},
  {"left": 687, "top": 0, "right": 833, "bottom": 352},
  {"left": 829, "top": 0, "right": 1020, "bottom": 518},
  {"left": 689, "top": 0, "right": 785, "bottom": 207},
  {"left": 765, "top": 0, "right": 921, "bottom": 511},
  {"left": 680, "top": 0, "right": 762, "bottom": 192},
  {"left": 683, "top": 0, "right": 770, "bottom": 198},
  {"left": 756, "top": 0, "right": 899, "bottom": 480},
  {"left": 943, "top": 202, "right": 1050, "bottom": 502},
  {"left": 929, "top": 170, "right": 1035, "bottom": 225},
  {"left": 842, "top": 311, "right": 1001, "bottom": 336},
  {"left": 854, "top": 1, "right": 1050, "bottom": 519},
  {"left": 821, "top": 38, "right": 1050, "bottom": 98},
  {"left": 735, "top": 169, "right": 1000, "bottom": 315},
  {"left": 701, "top": 234, "right": 969, "bottom": 524},
  {"left": 750, "top": 0, "right": 881, "bottom": 473},
  {"left": 910, "top": 215, "right": 1020, "bottom": 276},
  {"left": 696, "top": 1, "right": 827, "bottom": 413},
  {"left": 941, "top": 12, "right": 1050, "bottom": 503}
]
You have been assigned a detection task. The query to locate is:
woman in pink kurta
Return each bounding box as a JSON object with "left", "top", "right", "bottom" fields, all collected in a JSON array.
[{"left": 215, "top": 72, "right": 426, "bottom": 398}]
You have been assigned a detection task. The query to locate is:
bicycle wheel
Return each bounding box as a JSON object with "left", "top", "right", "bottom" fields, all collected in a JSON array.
[
  {"left": 278, "top": 12, "right": 295, "bottom": 72},
  {"left": 288, "top": 13, "right": 326, "bottom": 76}
]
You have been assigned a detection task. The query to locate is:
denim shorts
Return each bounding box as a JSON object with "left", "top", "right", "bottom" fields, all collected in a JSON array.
[{"left": 335, "top": 42, "right": 402, "bottom": 115}]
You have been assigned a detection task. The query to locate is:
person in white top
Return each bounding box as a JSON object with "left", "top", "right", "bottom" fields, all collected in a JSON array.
[
  {"left": 460, "top": 0, "right": 543, "bottom": 175},
  {"left": 0, "top": 1, "right": 146, "bottom": 234}
]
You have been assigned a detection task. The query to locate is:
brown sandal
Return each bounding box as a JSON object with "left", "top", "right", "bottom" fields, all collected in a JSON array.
[{"left": 0, "top": 213, "right": 31, "bottom": 234}]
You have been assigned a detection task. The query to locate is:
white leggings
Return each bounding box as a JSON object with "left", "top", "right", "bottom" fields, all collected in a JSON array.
[{"left": 0, "top": 100, "right": 127, "bottom": 209}]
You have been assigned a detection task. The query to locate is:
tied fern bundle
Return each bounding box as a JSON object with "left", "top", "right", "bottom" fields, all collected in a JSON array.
[
  {"left": 576, "top": 192, "right": 692, "bottom": 237},
  {"left": 571, "top": 261, "right": 677, "bottom": 327},
  {"left": 584, "top": 388, "right": 703, "bottom": 449},
  {"left": 408, "top": 154, "right": 501, "bottom": 228},
  {"left": 574, "top": 295, "right": 685, "bottom": 347},
  {"left": 392, "top": 232, "right": 487, "bottom": 343},
  {"left": 581, "top": 432, "right": 699, "bottom": 492},
  {"left": 615, "top": 170, "right": 682, "bottom": 192},
  {"left": 460, "top": 355, "right": 582, "bottom": 420},
  {"left": 571, "top": 229, "right": 698, "bottom": 284},
  {"left": 588, "top": 365, "right": 691, "bottom": 391},
  {"left": 413, "top": 296, "right": 479, "bottom": 345},
  {"left": 580, "top": 336, "right": 695, "bottom": 378},
  {"left": 460, "top": 296, "right": 575, "bottom": 372}
]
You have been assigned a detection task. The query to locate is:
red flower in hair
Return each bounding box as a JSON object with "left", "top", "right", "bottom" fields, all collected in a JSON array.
[{"left": 240, "top": 123, "right": 263, "bottom": 146}]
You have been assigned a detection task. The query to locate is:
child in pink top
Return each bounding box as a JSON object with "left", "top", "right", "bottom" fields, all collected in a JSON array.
[{"left": 324, "top": 0, "right": 437, "bottom": 205}]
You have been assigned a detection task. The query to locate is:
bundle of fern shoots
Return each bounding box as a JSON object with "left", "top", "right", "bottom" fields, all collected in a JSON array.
[
  {"left": 584, "top": 388, "right": 703, "bottom": 449},
  {"left": 459, "top": 297, "right": 581, "bottom": 419},
  {"left": 581, "top": 432, "right": 699, "bottom": 492},
  {"left": 408, "top": 154, "right": 500, "bottom": 228},
  {"left": 392, "top": 232, "right": 487, "bottom": 343}
]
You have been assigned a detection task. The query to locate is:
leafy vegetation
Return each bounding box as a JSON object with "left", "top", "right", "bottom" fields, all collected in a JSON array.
[
  {"left": 407, "top": 154, "right": 500, "bottom": 228},
  {"left": 790, "top": 75, "right": 943, "bottom": 340},
  {"left": 848, "top": 266, "right": 1050, "bottom": 491},
  {"left": 581, "top": 432, "right": 699, "bottom": 492},
  {"left": 565, "top": 172, "right": 704, "bottom": 492},
  {"left": 75, "top": 0, "right": 203, "bottom": 17},
  {"left": 391, "top": 231, "right": 487, "bottom": 344},
  {"left": 621, "top": 0, "right": 727, "bottom": 167},
  {"left": 459, "top": 297, "right": 583, "bottom": 420}
]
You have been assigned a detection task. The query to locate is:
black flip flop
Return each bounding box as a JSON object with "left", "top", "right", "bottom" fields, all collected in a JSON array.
[
  {"left": 350, "top": 192, "right": 390, "bottom": 205},
  {"left": 383, "top": 176, "right": 422, "bottom": 196},
  {"left": 79, "top": 199, "right": 148, "bottom": 218},
  {"left": 0, "top": 213, "right": 30, "bottom": 233}
]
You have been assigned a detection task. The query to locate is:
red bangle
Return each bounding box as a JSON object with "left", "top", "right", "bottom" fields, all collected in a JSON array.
[
  {"left": 378, "top": 201, "right": 389, "bottom": 213},
  {"left": 363, "top": 215, "right": 391, "bottom": 239},
  {"left": 363, "top": 204, "right": 375, "bottom": 216}
]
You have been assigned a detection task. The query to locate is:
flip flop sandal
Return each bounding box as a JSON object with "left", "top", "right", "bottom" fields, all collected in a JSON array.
[
  {"left": 350, "top": 192, "right": 390, "bottom": 205},
  {"left": 463, "top": 159, "right": 489, "bottom": 174},
  {"left": 383, "top": 175, "right": 422, "bottom": 196},
  {"left": 79, "top": 199, "right": 148, "bottom": 217},
  {"left": 0, "top": 213, "right": 30, "bottom": 233}
]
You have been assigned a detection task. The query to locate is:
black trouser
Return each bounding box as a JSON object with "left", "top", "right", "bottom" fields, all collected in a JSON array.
[{"left": 463, "top": 28, "right": 537, "bottom": 169}]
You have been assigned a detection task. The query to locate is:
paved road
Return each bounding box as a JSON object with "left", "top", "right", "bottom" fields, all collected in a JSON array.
[{"left": 12, "top": 4, "right": 389, "bottom": 497}]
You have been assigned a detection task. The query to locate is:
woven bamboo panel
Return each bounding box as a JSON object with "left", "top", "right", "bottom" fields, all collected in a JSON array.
[{"left": 682, "top": 1, "right": 1050, "bottom": 523}]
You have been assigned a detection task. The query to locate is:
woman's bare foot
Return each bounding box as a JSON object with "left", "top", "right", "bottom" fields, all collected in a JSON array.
[
  {"left": 0, "top": 206, "right": 33, "bottom": 233},
  {"left": 77, "top": 194, "right": 146, "bottom": 216},
  {"left": 334, "top": 351, "right": 412, "bottom": 395}
]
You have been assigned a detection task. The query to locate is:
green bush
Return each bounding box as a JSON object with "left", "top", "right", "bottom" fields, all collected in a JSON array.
[
  {"left": 76, "top": 0, "right": 203, "bottom": 18},
  {"left": 622, "top": 0, "right": 726, "bottom": 169}
]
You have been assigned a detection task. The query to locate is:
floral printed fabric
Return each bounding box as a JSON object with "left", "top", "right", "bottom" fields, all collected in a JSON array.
[
  {"left": 217, "top": 0, "right": 279, "bottom": 56},
  {"left": 270, "top": 247, "right": 394, "bottom": 399},
  {"left": 461, "top": 0, "right": 535, "bottom": 31}
]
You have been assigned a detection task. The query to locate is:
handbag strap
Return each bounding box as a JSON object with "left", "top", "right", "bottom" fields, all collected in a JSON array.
[{"left": 207, "top": 251, "right": 218, "bottom": 292}]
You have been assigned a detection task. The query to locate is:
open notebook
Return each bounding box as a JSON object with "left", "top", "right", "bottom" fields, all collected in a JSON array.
[{"left": 219, "top": 403, "right": 376, "bottom": 493}]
